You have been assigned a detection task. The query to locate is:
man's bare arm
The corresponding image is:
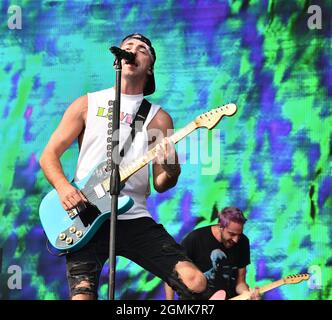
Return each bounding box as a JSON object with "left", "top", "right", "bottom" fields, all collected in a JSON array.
[
  {"left": 148, "top": 109, "right": 181, "bottom": 193},
  {"left": 164, "top": 283, "right": 175, "bottom": 300},
  {"left": 235, "top": 267, "right": 250, "bottom": 294},
  {"left": 39, "top": 95, "right": 88, "bottom": 210},
  {"left": 236, "top": 267, "right": 261, "bottom": 300}
]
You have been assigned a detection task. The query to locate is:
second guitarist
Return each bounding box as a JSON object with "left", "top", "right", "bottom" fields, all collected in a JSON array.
[{"left": 165, "top": 207, "right": 261, "bottom": 300}]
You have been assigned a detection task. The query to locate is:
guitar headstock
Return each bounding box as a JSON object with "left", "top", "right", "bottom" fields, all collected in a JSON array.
[
  {"left": 195, "top": 103, "right": 237, "bottom": 129},
  {"left": 283, "top": 273, "right": 310, "bottom": 284}
]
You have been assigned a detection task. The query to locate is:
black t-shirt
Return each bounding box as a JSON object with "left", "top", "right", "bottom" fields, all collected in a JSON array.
[{"left": 181, "top": 225, "right": 250, "bottom": 298}]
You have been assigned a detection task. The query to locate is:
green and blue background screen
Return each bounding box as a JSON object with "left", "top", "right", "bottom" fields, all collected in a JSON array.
[{"left": 0, "top": 0, "right": 331, "bottom": 299}]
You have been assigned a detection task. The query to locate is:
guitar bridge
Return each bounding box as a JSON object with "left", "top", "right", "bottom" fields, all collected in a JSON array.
[{"left": 67, "top": 202, "right": 87, "bottom": 219}]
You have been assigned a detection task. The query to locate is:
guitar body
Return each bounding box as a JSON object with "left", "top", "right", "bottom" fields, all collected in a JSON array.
[{"left": 39, "top": 160, "right": 134, "bottom": 252}]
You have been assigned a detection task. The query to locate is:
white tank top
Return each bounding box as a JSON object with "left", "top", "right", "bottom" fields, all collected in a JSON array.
[{"left": 74, "top": 87, "right": 160, "bottom": 219}]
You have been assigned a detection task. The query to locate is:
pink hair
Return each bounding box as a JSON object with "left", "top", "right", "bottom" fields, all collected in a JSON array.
[{"left": 218, "top": 207, "right": 247, "bottom": 228}]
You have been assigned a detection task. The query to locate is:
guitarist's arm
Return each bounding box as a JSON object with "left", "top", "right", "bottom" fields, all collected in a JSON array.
[
  {"left": 164, "top": 283, "right": 175, "bottom": 300},
  {"left": 39, "top": 95, "right": 88, "bottom": 210},
  {"left": 235, "top": 267, "right": 261, "bottom": 300},
  {"left": 235, "top": 267, "right": 250, "bottom": 294},
  {"left": 148, "top": 109, "right": 181, "bottom": 193}
]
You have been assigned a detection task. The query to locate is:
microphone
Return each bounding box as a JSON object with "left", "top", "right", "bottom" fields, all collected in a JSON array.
[{"left": 109, "top": 46, "right": 135, "bottom": 64}]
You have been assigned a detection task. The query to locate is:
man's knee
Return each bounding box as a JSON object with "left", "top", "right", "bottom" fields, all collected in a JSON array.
[
  {"left": 174, "top": 261, "right": 207, "bottom": 293},
  {"left": 70, "top": 278, "right": 97, "bottom": 300}
]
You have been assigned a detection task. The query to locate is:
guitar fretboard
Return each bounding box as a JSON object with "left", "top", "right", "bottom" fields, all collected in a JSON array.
[
  {"left": 228, "top": 274, "right": 310, "bottom": 300},
  {"left": 101, "top": 121, "right": 198, "bottom": 192}
]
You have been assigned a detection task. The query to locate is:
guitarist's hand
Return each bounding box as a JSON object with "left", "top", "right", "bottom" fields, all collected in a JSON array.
[
  {"left": 56, "top": 183, "right": 88, "bottom": 211},
  {"left": 248, "top": 287, "right": 261, "bottom": 300},
  {"left": 154, "top": 138, "right": 180, "bottom": 178}
]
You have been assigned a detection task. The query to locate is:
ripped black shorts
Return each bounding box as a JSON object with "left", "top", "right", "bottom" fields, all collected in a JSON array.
[{"left": 65, "top": 217, "right": 192, "bottom": 299}]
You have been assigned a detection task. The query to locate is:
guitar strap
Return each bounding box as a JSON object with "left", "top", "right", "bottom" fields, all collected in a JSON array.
[{"left": 119, "top": 98, "right": 152, "bottom": 159}]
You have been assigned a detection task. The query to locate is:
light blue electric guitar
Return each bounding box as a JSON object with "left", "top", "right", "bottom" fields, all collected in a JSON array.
[{"left": 39, "top": 103, "right": 237, "bottom": 252}]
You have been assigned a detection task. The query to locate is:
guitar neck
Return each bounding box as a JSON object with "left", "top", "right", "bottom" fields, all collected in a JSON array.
[
  {"left": 102, "top": 121, "right": 198, "bottom": 191},
  {"left": 229, "top": 279, "right": 285, "bottom": 300}
]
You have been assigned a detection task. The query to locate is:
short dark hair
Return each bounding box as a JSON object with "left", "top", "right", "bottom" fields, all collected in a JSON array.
[
  {"left": 120, "top": 33, "right": 156, "bottom": 96},
  {"left": 218, "top": 207, "right": 247, "bottom": 228},
  {"left": 121, "top": 33, "right": 156, "bottom": 64}
]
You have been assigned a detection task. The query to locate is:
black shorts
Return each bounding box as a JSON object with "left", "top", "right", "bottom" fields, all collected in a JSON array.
[{"left": 65, "top": 217, "right": 191, "bottom": 298}]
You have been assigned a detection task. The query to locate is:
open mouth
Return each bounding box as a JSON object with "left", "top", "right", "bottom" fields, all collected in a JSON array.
[{"left": 125, "top": 60, "right": 138, "bottom": 67}]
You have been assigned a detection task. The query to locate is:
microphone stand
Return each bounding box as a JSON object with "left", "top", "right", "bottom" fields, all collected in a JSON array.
[{"left": 108, "top": 56, "right": 122, "bottom": 300}]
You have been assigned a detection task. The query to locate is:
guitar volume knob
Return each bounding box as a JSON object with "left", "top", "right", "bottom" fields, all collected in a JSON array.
[
  {"left": 69, "top": 226, "right": 77, "bottom": 233},
  {"left": 59, "top": 233, "right": 66, "bottom": 241},
  {"left": 76, "top": 230, "right": 83, "bottom": 238},
  {"left": 66, "top": 237, "right": 73, "bottom": 245}
]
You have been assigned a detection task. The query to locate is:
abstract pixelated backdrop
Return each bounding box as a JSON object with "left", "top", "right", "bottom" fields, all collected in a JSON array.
[{"left": 0, "top": 0, "right": 331, "bottom": 300}]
